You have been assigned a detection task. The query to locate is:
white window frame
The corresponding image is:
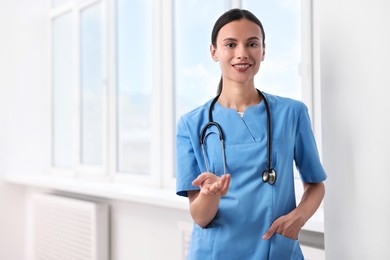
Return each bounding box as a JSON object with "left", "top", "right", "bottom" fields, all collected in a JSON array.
[
  {"left": 108, "top": 0, "right": 164, "bottom": 187},
  {"left": 49, "top": 0, "right": 108, "bottom": 179},
  {"left": 295, "top": 0, "right": 323, "bottom": 186},
  {"left": 300, "top": 0, "right": 325, "bottom": 232},
  {"left": 160, "top": 0, "right": 176, "bottom": 188}
]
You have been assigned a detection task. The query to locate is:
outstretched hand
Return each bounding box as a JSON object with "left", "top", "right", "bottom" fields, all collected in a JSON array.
[{"left": 192, "top": 172, "right": 231, "bottom": 196}]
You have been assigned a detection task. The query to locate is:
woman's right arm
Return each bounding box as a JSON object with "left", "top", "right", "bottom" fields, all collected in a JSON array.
[{"left": 188, "top": 173, "right": 231, "bottom": 228}]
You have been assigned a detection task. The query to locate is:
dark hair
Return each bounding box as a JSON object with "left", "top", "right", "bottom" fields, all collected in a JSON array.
[{"left": 211, "top": 9, "right": 266, "bottom": 94}]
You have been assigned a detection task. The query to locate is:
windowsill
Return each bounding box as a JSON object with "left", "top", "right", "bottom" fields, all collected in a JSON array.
[
  {"left": 3, "top": 174, "right": 189, "bottom": 210},
  {"left": 3, "top": 173, "right": 323, "bottom": 233}
]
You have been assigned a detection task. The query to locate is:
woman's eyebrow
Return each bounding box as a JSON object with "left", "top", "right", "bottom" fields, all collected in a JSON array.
[
  {"left": 247, "top": 36, "right": 261, "bottom": 41},
  {"left": 223, "top": 36, "right": 261, "bottom": 42},
  {"left": 223, "top": 37, "right": 237, "bottom": 42}
]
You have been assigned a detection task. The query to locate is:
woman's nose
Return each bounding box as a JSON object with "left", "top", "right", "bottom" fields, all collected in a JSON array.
[{"left": 236, "top": 45, "right": 248, "bottom": 59}]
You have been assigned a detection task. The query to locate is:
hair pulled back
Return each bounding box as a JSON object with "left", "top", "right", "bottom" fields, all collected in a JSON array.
[{"left": 211, "top": 9, "right": 266, "bottom": 95}]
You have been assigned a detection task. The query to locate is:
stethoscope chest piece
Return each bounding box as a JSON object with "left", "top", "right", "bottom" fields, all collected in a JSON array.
[
  {"left": 200, "top": 89, "right": 277, "bottom": 185},
  {"left": 262, "top": 169, "right": 276, "bottom": 185}
]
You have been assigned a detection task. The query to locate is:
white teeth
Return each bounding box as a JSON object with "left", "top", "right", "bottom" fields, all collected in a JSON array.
[{"left": 234, "top": 64, "right": 250, "bottom": 69}]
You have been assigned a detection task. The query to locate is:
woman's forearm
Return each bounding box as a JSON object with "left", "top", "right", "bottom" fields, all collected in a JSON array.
[
  {"left": 187, "top": 173, "right": 231, "bottom": 227},
  {"left": 188, "top": 190, "right": 221, "bottom": 227},
  {"left": 295, "top": 182, "right": 325, "bottom": 225}
]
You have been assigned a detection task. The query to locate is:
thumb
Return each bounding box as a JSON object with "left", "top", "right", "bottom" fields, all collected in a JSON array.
[{"left": 192, "top": 173, "right": 208, "bottom": 186}]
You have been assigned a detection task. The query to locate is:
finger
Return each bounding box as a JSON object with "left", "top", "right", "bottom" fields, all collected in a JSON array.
[
  {"left": 203, "top": 181, "right": 222, "bottom": 196},
  {"left": 210, "top": 175, "right": 230, "bottom": 196},
  {"left": 200, "top": 186, "right": 210, "bottom": 195},
  {"left": 208, "top": 183, "right": 220, "bottom": 194},
  {"left": 204, "top": 187, "right": 216, "bottom": 196},
  {"left": 220, "top": 174, "right": 231, "bottom": 195},
  {"left": 215, "top": 175, "right": 228, "bottom": 193},
  {"left": 192, "top": 172, "right": 208, "bottom": 186},
  {"left": 224, "top": 174, "right": 231, "bottom": 187},
  {"left": 262, "top": 221, "right": 279, "bottom": 240},
  {"left": 211, "top": 175, "right": 225, "bottom": 194},
  {"left": 262, "top": 229, "right": 275, "bottom": 240}
]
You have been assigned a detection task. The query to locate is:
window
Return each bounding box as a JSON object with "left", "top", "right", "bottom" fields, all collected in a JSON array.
[
  {"left": 116, "top": 0, "right": 153, "bottom": 175},
  {"left": 52, "top": 12, "right": 74, "bottom": 168},
  {"left": 52, "top": 0, "right": 71, "bottom": 8},
  {"left": 80, "top": 3, "right": 103, "bottom": 165},
  {"left": 173, "top": 0, "right": 228, "bottom": 120},
  {"left": 242, "top": 0, "right": 302, "bottom": 100},
  {"left": 46, "top": 0, "right": 328, "bottom": 236},
  {"left": 50, "top": 0, "right": 317, "bottom": 191},
  {"left": 50, "top": 0, "right": 106, "bottom": 175},
  {"left": 49, "top": 0, "right": 322, "bottom": 231},
  {"left": 174, "top": 0, "right": 305, "bottom": 120}
]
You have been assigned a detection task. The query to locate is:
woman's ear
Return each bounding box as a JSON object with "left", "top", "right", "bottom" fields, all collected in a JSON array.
[
  {"left": 261, "top": 49, "right": 265, "bottom": 61},
  {"left": 210, "top": 44, "right": 218, "bottom": 62}
]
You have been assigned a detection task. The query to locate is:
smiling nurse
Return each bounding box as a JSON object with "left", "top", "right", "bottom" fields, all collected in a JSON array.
[{"left": 176, "top": 8, "right": 326, "bottom": 260}]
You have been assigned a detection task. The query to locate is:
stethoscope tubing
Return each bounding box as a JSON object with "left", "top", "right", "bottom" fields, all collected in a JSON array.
[
  {"left": 200, "top": 121, "right": 227, "bottom": 175},
  {"left": 257, "top": 89, "right": 272, "bottom": 173},
  {"left": 199, "top": 89, "right": 276, "bottom": 184}
]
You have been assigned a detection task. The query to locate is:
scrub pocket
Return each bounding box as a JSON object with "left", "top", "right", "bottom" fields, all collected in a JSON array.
[
  {"left": 268, "top": 233, "right": 304, "bottom": 260},
  {"left": 186, "top": 224, "right": 216, "bottom": 259}
]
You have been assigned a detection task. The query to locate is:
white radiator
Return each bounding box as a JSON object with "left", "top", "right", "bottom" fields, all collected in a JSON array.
[{"left": 31, "top": 193, "right": 108, "bottom": 260}]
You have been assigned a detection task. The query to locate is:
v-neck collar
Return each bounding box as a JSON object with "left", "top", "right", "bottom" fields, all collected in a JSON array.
[{"left": 213, "top": 99, "right": 267, "bottom": 143}]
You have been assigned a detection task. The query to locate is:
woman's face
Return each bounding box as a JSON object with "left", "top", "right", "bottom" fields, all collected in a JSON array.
[{"left": 210, "top": 19, "right": 265, "bottom": 86}]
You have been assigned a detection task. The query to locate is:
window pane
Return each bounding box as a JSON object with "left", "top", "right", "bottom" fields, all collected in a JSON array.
[
  {"left": 52, "top": 12, "right": 74, "bottom": 168},
  {"left": 80, "top": 3, "right": 103, "bottom": 165},
  {"left": 52, "top": 0, "right": 70, "bottom": 8},
  {"left": 116, "top": 0, "right": 153, "bottom": 174},
  {"left": 174, "top": 0, "right": 228, "bottom": 120},
  {"left": 242, "top": 0, "right": 302, "bottom": 100}
]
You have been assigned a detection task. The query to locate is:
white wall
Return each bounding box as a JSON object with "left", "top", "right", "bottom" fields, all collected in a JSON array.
[
  {"left": 319, "top": 0, "right": 390, "bottom": 259},
  {"left": 110, "top": 200, "right": 191, "bottom": 260},
  {"left": 0, "top": 183, "right": 26, "bottom": 260},
  {"left": 0, "top": 0, "right": 50, "bottom": 176},
  {"left": 0, "top": 1, "right": 49, "bottom": 259}
]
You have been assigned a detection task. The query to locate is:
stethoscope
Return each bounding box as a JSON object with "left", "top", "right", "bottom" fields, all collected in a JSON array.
[{"left": 199, "top": 89, "right": 277, "bottom": 185}]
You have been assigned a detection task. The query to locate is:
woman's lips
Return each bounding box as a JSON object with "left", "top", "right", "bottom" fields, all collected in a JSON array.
[{"left": 232, "top": 63, "right": 252, "bottom": 71}]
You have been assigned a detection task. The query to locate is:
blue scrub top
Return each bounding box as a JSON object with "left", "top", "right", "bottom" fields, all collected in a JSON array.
[{"left": 176, "top": 93, "right": 326, "bottom": 260}]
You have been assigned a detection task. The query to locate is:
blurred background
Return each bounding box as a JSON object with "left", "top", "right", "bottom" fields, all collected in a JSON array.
[{"left": 1, "top": 0, "right": 389, "bottom": 259}]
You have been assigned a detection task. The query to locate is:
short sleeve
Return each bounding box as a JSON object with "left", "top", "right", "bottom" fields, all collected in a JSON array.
[
  {"left": 294, "top": 105, "right": 327, "bottom": 183},
  {"left": 176, "top": 117, "right": 201, "bottom": 197}
]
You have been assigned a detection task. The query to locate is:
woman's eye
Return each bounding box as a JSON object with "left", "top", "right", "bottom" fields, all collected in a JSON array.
[
  {"left": 226, "top": 43, "right": 236, "bottom": 48},
  {"left": 248, "top": 42, "right": 258, "bottom": 47}
]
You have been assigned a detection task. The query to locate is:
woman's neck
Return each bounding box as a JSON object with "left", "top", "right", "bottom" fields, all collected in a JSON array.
[{"left": 218, "top": 82, "right": 261, "bottom": 112}]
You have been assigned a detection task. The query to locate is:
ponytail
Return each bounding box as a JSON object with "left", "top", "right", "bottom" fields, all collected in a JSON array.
[
  {"left": 212, "top": 9, "right": 265, "bottom": 97},
  {"left": 217, "top": 76, "right": 223, "bottom": 95}
]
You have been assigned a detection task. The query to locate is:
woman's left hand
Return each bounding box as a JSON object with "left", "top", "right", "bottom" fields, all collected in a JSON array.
[
  {"left": 262, "top": 209, "right": 305, "bottom": 240},
  {"left": 263, "top": 182, "right": 325, "bottom": 240}
]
